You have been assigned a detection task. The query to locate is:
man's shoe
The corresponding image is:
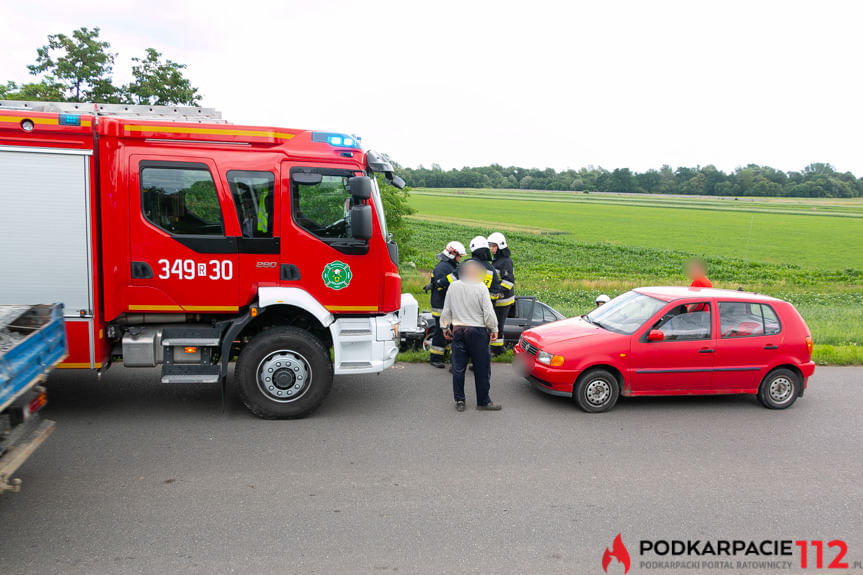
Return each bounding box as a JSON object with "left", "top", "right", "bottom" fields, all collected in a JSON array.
[
  {"left": 430, "top": 360, "right": 445, "bottom": 369},
  {"left": 455, "top": 401, "right": 466, "bottom": 412},
  {"left": 477, "top": 402, "right": 502, "bottom": 411}
]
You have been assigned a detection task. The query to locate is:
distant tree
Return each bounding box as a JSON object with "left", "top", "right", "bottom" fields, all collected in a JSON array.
[
  {"left": 27, "top": 27, "right": 117, "bottom": 102},
  {"left": 125, "top": 48, "right": 201, "bottom": 106},
  {"left": 1, "top": 27, "right": 202, "bottom": 106}
]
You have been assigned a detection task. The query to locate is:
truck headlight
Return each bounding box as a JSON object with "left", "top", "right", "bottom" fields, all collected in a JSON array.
[{"left": 536, "top": 350, "right": 564, "bottom": 367}]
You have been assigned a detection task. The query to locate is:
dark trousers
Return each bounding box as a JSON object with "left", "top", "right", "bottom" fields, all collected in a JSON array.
[
  {"left": 491, "top": 306, "right": 508, "bottom": 354},
  {"left": 429, "top": 315, "right": 447, "bottom": 363},
  {"left": 451, "top": 326, "right": 492, "bottom": 406}
]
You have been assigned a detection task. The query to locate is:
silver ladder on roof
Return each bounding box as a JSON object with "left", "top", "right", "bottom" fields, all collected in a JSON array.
[{"left": 0, "top": 100, "right": 227, "bottom": 123}]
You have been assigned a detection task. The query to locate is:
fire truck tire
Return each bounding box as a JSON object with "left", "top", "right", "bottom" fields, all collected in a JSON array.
[{"left": 236, "top": 327, "right": 333, "bottom": 419}]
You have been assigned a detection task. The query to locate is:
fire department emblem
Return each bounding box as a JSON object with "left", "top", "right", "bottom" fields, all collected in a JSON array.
[{"left": 322, "top": 261, "right": 352, "bottom": 290}]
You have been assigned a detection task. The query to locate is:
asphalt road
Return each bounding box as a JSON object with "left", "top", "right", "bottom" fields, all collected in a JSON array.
[{"left": 0, "top": 364, "right": 861, "bottom": 574}]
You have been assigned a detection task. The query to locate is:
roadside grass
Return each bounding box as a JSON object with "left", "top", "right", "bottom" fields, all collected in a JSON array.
[{"left": 397, "top": 219, "right": 863, "bottom": 366}]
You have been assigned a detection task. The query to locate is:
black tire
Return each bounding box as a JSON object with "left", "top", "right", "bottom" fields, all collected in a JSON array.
[
  {"left": 235, "top": 327, "right": 333, "bottom": 419},
  {"left": 757, "top": 368, "right": 800, "bottom": 409},
  {"left": 574, "top": 369, "right": 620, "bottom": 413}
]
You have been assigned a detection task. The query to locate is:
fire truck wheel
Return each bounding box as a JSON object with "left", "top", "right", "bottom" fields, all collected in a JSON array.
[{"left": 236, "top": 327, "right": 333, "bottom": 419}]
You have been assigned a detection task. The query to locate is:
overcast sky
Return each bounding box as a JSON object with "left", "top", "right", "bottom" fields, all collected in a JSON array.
[{"left": 2, "top": 1, "right": 861, "bottom": 174}]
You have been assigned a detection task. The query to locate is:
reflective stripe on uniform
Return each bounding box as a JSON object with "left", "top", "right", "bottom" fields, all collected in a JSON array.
[
  {"left": 430, "top": 346, "right": 446, "bottom": 355},
  {"left": 489, "top": 340, "right": 505, "bottom": 347},
  {"left": 483, "top": 271, "right": 493, "bottom": 288},
  {"left": 431, "top": 308, "right": 442, "bottom": 317},
  {"left": 446, "top": 273, "right": 456, "bottom": 283},
  {"left": 495, "top": 296, "right": 515, "bottom": 307},
  {"left": 500, "top": 280, "right": 514, "bottom": 290}
]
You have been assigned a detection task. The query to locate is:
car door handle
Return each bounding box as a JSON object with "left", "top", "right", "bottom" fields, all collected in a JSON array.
[
  {"left": 763, "top": 345, "right": 778, "bottom": 350},
  {"left": 698, "top": 348, "right": 714, "bottom": 353}
]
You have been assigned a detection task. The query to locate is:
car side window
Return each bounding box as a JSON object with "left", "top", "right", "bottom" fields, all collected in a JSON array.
[
  {"left": 653, "top": 303, "right": 712, "bottom": 341},
  {"left": 720, "top": 302, "right": 782, "bottom": 338},
  {"left": 532, "top": 303, "right": 544, "bottom": 322},
  {"left": 227, "top": 171, "right": 275, "bottom": 238},
  {"left": 543, "top": 305, "right": 557, "bottom": 322},
  {"left": 141, "top": 163, "right": 223, "bottom": 236}
]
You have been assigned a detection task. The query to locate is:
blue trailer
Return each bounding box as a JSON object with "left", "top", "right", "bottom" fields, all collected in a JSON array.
[{"left": 0, "top": 304, "right": 66, "bottom": 493}]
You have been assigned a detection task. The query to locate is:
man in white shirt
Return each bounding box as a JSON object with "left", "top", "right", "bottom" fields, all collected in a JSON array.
[{"left": 440, "top": 260, "right": 502, "bottom": 412}]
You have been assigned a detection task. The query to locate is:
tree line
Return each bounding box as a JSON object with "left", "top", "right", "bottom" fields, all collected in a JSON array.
[
  {"left": 400, "top": 162, "right": 863, "bottom": 198},
  {"left": 0, "top": 27, "right": 200, "bottom": 106}
]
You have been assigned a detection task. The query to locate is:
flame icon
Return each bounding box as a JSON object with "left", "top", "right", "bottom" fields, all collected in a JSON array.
[{"left": 602, "top": 533, "right": 631, "bottom": 574}]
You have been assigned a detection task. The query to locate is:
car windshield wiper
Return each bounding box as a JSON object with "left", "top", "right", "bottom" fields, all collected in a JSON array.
[{"left": 582, "top": 314, "right": 594, "bottom": 325}]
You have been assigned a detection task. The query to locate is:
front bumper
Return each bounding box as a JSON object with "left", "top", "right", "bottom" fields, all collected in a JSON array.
[
  {"left": 513, "top": 346, "right": 579, "bottom": 397},
  {"left": 331, "top": 312, "right": 399, "bottom": 375}
]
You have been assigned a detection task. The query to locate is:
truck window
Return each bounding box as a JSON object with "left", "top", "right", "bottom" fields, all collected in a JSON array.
[
  {"left": 293, "top": 174, "right": 355, "bottom": 240},
  {"left": 141, "top": 164, "right": 224, "bottom": 236},
  {"left": 227, "top": 171, "right": 275, "bottom": 238}
]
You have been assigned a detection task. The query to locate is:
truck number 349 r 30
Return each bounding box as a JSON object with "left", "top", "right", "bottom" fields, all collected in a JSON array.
[{"left": 157, "top": 258, "right": 233, "bottom": 281}]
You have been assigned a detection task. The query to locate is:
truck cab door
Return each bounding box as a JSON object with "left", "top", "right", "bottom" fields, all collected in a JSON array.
[
  {"left": 128, "top": 156, "right": 240, "bottom": 313},
  {"left": 279, "top": 163, "right": 382, "bottom": 313}
]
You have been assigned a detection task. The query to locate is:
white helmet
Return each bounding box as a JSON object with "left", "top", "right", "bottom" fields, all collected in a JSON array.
[
  {"left": 469, "top": 236, "right": 488, "bottom": 252},
  {"left": 487, "top": 232, "right": 507, "bottom": 250},
  {"left": 595, "top": 294, "right": 611, "bottom": 305},
  {"left": 443, "top": 240, "right": 466, "bottom": 259}
]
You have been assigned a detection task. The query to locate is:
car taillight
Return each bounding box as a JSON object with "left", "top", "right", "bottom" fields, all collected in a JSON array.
[
  {"left": 805, "top": 336, "right": 813, "bottom": 356},
  {"left": 29, "top": 390, "right": 47, "bottom": 414}
]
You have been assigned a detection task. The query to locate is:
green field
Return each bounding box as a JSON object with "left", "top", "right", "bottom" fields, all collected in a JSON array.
[{"left": 401, "top": 189, "right": 863, "bottom": 365}]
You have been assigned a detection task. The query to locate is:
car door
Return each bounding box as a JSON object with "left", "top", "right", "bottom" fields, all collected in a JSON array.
[
  {"left": 505, "top": 297, "right": 535, "bottom": 342},
  {"left": 712, "top": 302, "right": 784, "bottom": 392},
  {"left": 629, "top": 301, "right": 716, "bottom": 394},
  {"left": 129, "top": 157, "right": 240, "bottom": 312}
]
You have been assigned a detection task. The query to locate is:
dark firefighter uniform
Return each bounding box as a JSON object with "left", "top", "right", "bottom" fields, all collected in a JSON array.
[
  {"left": 429, "top": 255, "right": 459, "bottom": 364},
  {"left": 491, "top": 247, "right": 515, "bottom": 353},
  {"left": 463, "top": 249, "right": 503, "bottom": 312}
]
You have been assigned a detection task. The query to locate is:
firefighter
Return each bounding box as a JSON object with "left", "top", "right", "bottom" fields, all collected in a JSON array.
[
  {"left": 487, "top": 232, "right": 514, "bottom": 356},
  {"left": 428, "top": 240, "right": 466, "bottom": 368}
]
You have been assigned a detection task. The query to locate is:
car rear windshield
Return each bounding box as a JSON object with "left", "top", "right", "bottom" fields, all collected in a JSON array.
[{"left": 585, "top": 291, "right": 666, "bottom": 335}]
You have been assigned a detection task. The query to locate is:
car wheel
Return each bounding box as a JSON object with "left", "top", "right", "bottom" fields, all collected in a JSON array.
[
  {"left": 758, "top": 368, "right": 800, "bottom": 409},
  {"left": 236, "top": 327, "right": 333, "bottom": 419},
  {"left": 574, "top": 369, "right": 620, "bottom": 413}
]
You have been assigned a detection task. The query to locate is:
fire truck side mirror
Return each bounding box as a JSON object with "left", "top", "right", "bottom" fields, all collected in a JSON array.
[
  {"left": 388, "top": 174, "right": 406, "bottom": 190},
  {"left": 350, "top": 204, "right": 373, "bottom": 240},
  {"left": 348, "top": 176, "right": 373, "bottom": 199}
]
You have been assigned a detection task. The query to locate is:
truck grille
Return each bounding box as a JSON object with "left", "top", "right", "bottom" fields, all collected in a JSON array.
[{"left": 520, "top": 336, "right": 539, "bottom": 356}]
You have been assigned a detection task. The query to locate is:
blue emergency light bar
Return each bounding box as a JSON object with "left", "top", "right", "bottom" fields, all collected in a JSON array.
[
  {"left": 58, "top": 114, "right": 82, "bottom": 126},
  {"left": 311, "top": 131, "right": 361, "bottom": 149}
]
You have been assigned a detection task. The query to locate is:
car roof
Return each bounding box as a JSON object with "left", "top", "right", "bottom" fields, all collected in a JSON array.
[{"left": 633, "top": 286, "right": 784, "bottom": 303}]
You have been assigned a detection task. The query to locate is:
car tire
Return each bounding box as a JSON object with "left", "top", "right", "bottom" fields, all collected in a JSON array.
[
  {"left": 574, "top": 369, "right": 620, "bottom": 413},
  {"left": 757, "top": 368, "right": 800, "bottom": 409},
  {"left": 236, "top": 327, "right": 333, "bottom": 419}
]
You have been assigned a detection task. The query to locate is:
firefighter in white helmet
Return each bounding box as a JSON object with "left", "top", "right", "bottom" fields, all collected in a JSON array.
[
  {"left": 487, "top": 232, "right": 514, "bottom": 355},
  {"left": 428, "top": 240, "right": 466, "bottom": 368}
]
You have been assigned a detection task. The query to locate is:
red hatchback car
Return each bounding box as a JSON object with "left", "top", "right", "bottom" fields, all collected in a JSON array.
[{"left": 514, "top": 287, "right": 815, "bottom": 412}]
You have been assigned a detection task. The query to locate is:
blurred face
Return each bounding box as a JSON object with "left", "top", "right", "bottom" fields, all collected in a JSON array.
[
  {"left": 686, "top": 259, "right": 706, "bottom": 279},
  {"left": 489, "top": 243, "right": 499, "bottom": 255},
  {"left": 461, "top": 261, "right": 483, "bottom": 282}
]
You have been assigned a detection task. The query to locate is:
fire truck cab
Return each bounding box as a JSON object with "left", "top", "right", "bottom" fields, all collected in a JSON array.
[{"left": 0, "top": 101, "right": 403, "bottom": 418}]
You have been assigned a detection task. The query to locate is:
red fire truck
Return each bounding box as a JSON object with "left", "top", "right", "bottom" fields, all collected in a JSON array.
[{"left": 0, "top": 101, "right": 404, "bottom": 419}]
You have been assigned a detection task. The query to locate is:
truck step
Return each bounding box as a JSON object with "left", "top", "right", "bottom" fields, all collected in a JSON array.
[
  {"left": 161, "top": 326, "right": 222, "bottom": 347},
  {"left": 160, "top": 364, "right": 220, "bottom": 384}
]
